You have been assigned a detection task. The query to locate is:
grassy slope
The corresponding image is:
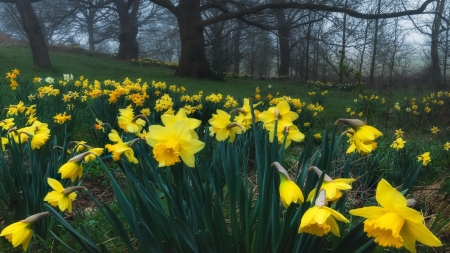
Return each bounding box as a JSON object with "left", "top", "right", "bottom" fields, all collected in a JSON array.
[{"left": 0, "top": 45, "right": 434, "bottom": 122}]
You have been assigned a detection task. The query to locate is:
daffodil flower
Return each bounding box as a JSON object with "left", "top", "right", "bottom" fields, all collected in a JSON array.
[
  {"left": 306, "top": 166, "right": 355, "bottom": 202},
  {"left": 395, "top": 129, "right": 404, "bottom": 138},
  {"left": 105, "top": 130, "right": 139, "bottom": 164},
  {"left": 299, "top": 189, "right": 349, "bottom": 236},
  {"left": 265, "top": 123, "right": 305, "bottom": 148},
  {"left": 146, "top": 120, "right": 205, "bottom": 167},
  {"left": 0, "top": 118, "right": 15, "bottom": 130},
  {"left": 59, "top": 151, "right": 100, "bottom": 182},
  {"left": 208, "top": 109, "right": 243, "bottom": 142},
  {"left": 273, "top": 162, "right": 304, "bottom": 208},
  {"left": 349, "top": 179, "right": 441, "bottom": 252},
  {"left": 258, "top": 100, "right": 298, "bottom": 126},
  {"left": 0, "top": 212, "right": 49, "bottom": 251},
  {"left": 417, "top": 152, "right": 431, "bottom": 166},
  {"left": 336, "top": 119, "right": 382, "bottom": 154},
  {"left": 44, "top": 178, "right": 85, "bottom": 213},
  {"left": 391, "top": 137, "right": 406, "bottom": 151},
  {"left": 118, "top": 105, "right": 147, "bottom": 134}
]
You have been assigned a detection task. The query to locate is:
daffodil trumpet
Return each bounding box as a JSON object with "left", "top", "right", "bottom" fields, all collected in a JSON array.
[{"left": 299, "top": 189, "right": 349, "bottom": 236}]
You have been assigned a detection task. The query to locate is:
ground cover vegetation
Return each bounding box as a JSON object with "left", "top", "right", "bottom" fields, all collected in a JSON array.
[{"left": 0, "top": 50, "right": 449, "bottom": 252}]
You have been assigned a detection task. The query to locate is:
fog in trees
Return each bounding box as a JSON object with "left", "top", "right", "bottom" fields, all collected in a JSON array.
[{"left": 0, "top": 0, "right": 447, "bottom": 87}]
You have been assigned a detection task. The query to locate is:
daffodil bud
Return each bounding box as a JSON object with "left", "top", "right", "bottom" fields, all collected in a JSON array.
[
  {"left": 315, "top": 189, "right": 327, "bottom": 208},
  {"left": 310, "top": 166, "right": 333, "bottom": 182},
  {"left": 335, "top": 118, "right": 365, "bottom": 127},
  {"left": 68, "top": 151, "right": 97, "bottom": 163},
  {"left": 226, "top": 122, "right": 243, "bottom": 130},
  {"left": 406, "top": 198, "right": 417, "bottom": 207},
  {"left": 229, "top": 108, "right": 245, "bottom": 115},
  {"left": 132, "top": 114, "right": 149, "bottom": 123},
  {"left": 62, "top": 186, "right": 87, "bottom": 195},
  {"left": 272, "top": 161, "right": 290, "bottom": 180},
  {"left": 129, "top": 138, "right": 141, "bottom": 148},
  {"left": 21, "top": 211, "right": 50, "bottom": 223}
]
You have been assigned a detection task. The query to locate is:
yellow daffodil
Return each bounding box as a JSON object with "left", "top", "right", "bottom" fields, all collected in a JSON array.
[
  {"left": 299, "top": 189, "right": 349, "bottom": 236},
  {"left": 146, "top": 120, "right": 204, "bottom": 167},
  {"left": 265, "top": 122, "right": 305, "bottom": 148},
  {"left": 273, "top": 162, "right": 304, "bottom": 208},
  {"left": 258, "top": 100, "right": 298, "bottom": 126},
  {"left": 0, "top": 118, "right": 15, "bottom": 130},
  {"left": 83, "top": 147, "right": 104, "bottom": 162},
  {"left": 208, "top": 109, "right": 243, "bottom": 142},
  {"left": 105, "top": 130, "right": 139, "bottom": 164},
  {"left": 230, "top": 98, "right": 261, "bottom": 130},
  {"left": 417, "top": 152, "right": 431, "bottom": 166},
  {"left": 58, "top": 161, "right": 83, "bottom": 182},
  {"left": 306, "top": 167, "right": 355, "bottom": 202},
  {"left": 15, "top": 121, "right": 51, "bottom": 149},
  {"left": 391, "top": 138, "right": 406, "bottom": 151},
  {"left": 43, "top": 178, "right": 84, "bottom": 213},
  {"left": 161, "top": 108, "right": 201, "bottom": 130},
  {"left": 444, "top": 142, "right": 450, "bottom": 151},
  {"left": 349, "top": 179, "right": 441, "bottom": 252},
  {"left": 140, "top": 108, "right": 151, "bottom": 116},
  {"left": 336, "top": 119, "right": 382, "bottom": 154},
  {"left": 0, "top": 212, "right": 49, "bottom": 251},
  {"left": 314, "top": 133, "right": 322, "bottom": 139},
  {"left": 1, "top": 137, "right": 7, "bottom": 151},
  {"left": 395, "top": 129, "right": 404, "bottom": 138},
  {"left": 118, "top": 105, "right": 147, "bottom": 134},
  {"left": 430, "top": 126, "right": 439, "bottom": 134},
  {"left": 53, "top": 112, "right": 71, "bottom": 124}
]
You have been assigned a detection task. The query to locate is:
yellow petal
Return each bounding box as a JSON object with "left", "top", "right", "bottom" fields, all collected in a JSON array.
[
  {"left": 47, "top": 178, "right": 64, "bottom": 192},
  {"left": 323, "top": 206, "right": 349, "bottom": 223},
  {"left": 327, "top": 215, "right": 341, "bottom": 237},
  {"left": 404, "top": 220, "right": 442, "bottom": 247},
  {"left": 314, "top": 208, "right": 330, "bottom": 224},
  {"left": 349, "top": 206, "right": 388, "bottom": 219},
  {"left": 376, "top": 179, "right": 406, "bottom": 211},
  {"left": 300, "top": 206, "right": 319, "bottom": 228}
]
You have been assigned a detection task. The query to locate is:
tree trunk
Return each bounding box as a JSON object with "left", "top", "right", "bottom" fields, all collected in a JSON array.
[
  {"left": 304, "top": 15, "right": 312, "bottom": 81},
  {"left": 86, "top": 10, "right": 96, "bottom": 51},
  {"left": 174, "top": 0, "right": 211, "bottom": 78},
  {"left": 444, "top": 20, "right": 449, "bottom": 86},
  {"left": 233, "top": 20, "right": 243, "bottom": 73},
  {"left": 339, "top": 0, "right": 348, "bottom": 83},
  {"left": 359, "top": 19, "right": 369, "bottom": 76},
  {"left": 15, "top": 0, "right": 52, "bottom": 68},
  {"left": 113, "top": 0, "right": 140, "bottom": 60},
  {"left": 274, "top": 7, "right": 290, "bottom": 77},
  {"left": 369, "top": 0, "right": 382, "bottom": 87},
  {"left": 431, "top": 0, "right": 445, "bottom": 87}
]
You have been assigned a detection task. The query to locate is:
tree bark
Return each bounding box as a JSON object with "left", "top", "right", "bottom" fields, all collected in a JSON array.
[
  {"left": 233, "top": 20, "right": 242, "bottom": 73},
  {"left": 15, "top": 0, "right": 52, "bottom": 68},
  {"left": 339, "top": 0, "right": 348, "bottom": 83},
  {"left": 113, "top": 0, "right": 140, "bottom": 60},
  {"left": 430, "top": 0, "right": 445, "bottom": 87},
  {"left": 273, "top": 1, "right": 290, "bottom": 77},
  {"left": 369, "top": 0, "right": 382, "bottom": 87},
  {"left": 304, "top": 14, "right": 312, "bottom": 81},
  {"left": 174, "top": 0, "right": 211, "bottom": 78}
]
